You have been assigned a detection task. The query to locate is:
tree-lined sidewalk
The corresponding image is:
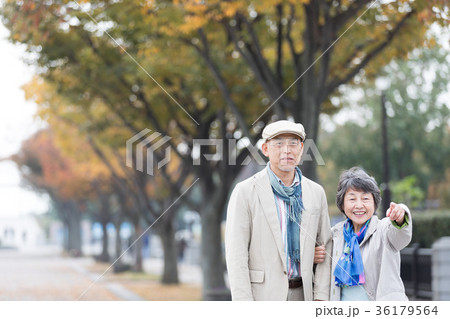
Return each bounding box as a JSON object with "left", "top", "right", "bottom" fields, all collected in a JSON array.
[
  {"left": 0, "top": 248, "right": 135, "bottom": 301},
  {"left": 0, "top": 247, "right": 203, "bottom": 300}
]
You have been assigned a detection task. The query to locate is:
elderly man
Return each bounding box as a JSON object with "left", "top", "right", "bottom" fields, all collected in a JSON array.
[{"left": 225, "top": 120, "right": 331, "bottom": 301}]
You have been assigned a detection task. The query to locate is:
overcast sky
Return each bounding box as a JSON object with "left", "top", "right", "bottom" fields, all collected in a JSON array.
[{"left": 0, "top": 24, "right": 49, "bottom": 218}]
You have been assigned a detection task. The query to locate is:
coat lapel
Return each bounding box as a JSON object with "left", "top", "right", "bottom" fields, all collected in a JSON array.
[
  {"left": 300, "top": 178, "right": 312, "bottom": 262},
  {"left": 359, "top": 216, "right": 378, "bottom": 247},
  {"left": 253, "top": 168, "right": 287, "bottom": 271},
  {"left": 332, "top": 223, "right": 345, "bottom": 263}
]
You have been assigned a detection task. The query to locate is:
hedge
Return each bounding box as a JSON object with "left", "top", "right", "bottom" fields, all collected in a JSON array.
[{"left": 409, "top": 211, "right": 450, "bottom": 248}]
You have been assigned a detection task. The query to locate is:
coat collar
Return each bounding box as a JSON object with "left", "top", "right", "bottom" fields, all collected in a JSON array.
[{"left": 333, "top": 215, "right": 380, "bottom": 246}]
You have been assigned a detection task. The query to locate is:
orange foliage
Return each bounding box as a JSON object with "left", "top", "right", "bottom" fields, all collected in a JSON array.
[{"left": 14, "top": 130, "right": 95, "bottom": 200}]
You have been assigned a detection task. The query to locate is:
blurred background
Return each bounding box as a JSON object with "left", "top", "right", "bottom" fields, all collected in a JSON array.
[{"left": 0, "top": 0, "right": 449, "bottom": 301}]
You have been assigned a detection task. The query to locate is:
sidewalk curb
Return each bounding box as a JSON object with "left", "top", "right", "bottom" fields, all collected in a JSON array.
[{"left": 68, "top": 258, "right": 144, "bottom": 301}]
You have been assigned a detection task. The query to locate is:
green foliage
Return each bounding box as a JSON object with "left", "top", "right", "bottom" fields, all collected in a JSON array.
[
  {"left": 391, "top": 176, "right": 425, "bottom": 209},
  {"left": 319, "top": 122, "right": 383, "bottom": 182},
  {"left": 381, "top": 47, "right": 450, "bottom": 188},
  {"left": 410, "top": 211, "right": 450, "bottom": 248},
  {"left": 319, "top": 45, "right": 450, "bottom": 208}
]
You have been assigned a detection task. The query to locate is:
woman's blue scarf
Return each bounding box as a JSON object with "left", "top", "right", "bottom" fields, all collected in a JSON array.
[
  {"left": 334, "top": 218, "right": 370, "bottom": 287},
  {"left": 267, "top": 163, "right": 304, "bottom": 264}
]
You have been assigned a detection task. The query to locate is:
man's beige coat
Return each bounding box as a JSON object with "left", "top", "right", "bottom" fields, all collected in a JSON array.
[{"left": 225, "top": 167, "right": 332, "bottom": 301}]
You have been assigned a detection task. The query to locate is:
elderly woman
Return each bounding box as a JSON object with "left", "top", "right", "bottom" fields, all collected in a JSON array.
[{"left": 330, "top": 167, "right": 412, "bottom": 301}]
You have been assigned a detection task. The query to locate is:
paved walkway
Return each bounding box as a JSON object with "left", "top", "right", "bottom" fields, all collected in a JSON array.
[
  {"left": 143, "top": 258, "right": 203, "bottom": 285},
  {"left": 0, "top": 247, "right": 143, "bottom": 301}
]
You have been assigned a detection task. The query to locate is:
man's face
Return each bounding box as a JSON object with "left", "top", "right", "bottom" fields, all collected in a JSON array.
[{"left": 262, "top": 133, "right": 304, "bottom": 175}]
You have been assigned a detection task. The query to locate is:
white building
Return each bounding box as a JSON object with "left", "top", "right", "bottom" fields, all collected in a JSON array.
[{"left": 0, "top": 215, "right": 45, "bottom": 249}]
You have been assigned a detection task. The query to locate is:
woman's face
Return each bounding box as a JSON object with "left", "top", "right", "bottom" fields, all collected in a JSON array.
[{"left": 343, "top": 188, "right": 375, "bottom": 232}]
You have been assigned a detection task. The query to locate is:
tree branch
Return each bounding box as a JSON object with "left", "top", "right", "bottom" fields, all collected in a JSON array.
[
  {"left": 187, "top": 29, "right": 257, "bottom": 145},
  {"left": 223, "top": 21, "right": 286, "bottom": 118},
  {"left": 326, "top": 10, "right": 415, "bottom": 96},
  {"left": 276, "top": 4, "right": 283, "bottom": 85},
  {"left": 286, "top": 3, "right": 300, "bottom": 72},
  {"left": 238, "top": 14, "right": 289, "bottom": 114},
  {"left": 316, "top": 0, "right": 334, "bottom": 106},
  {"left": 332, "top": 0, "right": 374, "bottom": 31}
]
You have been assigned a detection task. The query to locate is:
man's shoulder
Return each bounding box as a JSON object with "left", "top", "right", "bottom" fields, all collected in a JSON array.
[
  {"left": 301, "top": 175, "right": 325, "bottom": 193},
  {"left": 234, "top": 167, "right": 268, "bottom": 188},
  {"left": 229, "top": 168, "right": 268, "bottom": 204}
]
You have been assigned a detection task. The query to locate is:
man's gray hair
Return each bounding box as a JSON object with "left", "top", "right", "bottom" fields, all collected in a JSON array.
[{"left": 336, "top": 167, "right": 381, "bottom": 215}]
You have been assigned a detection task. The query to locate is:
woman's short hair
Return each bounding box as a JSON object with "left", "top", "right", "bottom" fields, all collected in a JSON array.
[{"left": 336, "top": 167, "right": 381, "bottom": 214}]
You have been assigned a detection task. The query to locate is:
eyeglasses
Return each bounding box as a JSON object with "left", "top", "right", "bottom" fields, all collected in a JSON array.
[{"left": 269, "top": 138, "right": 302, "bottom": 148}]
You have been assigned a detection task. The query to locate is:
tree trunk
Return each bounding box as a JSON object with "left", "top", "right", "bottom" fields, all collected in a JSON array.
[
  {"left": 115, "top": 220, "right": 123, "bottom": 260},
  {"left": 200, "top": 204, "right": 230, "bottom": 300},
  {"left": 132, "top": 220, "right": 143, "bottom": 272},
  {"left": 98, "top": 220, "right": 110, "bottom": 262},
  {"left": 381, "top": 92, "right": 391, "bottom": 217},
  {"left": 297, "top": 112, "right": 319, "bottom": 182},
  {"left": 294, "top": 82, "right": 320, "bottom": 182},
  {"left": 66, "top": 202, "right": 82, "bottom": 256},
  {"left": 301, "top": 157, "right": 318, "bottom": 182},
  {"left": 54, "top": 199, "right": 82, "bottom": 256},
  {"left": 61, "top": 216, "right": 69, "bottom": 253},
  {"left": 97, "top": 194, "right": 111, "bottom": 262},
  {"left": 156, "top": 216, "right": 179, "bottom": 284}
]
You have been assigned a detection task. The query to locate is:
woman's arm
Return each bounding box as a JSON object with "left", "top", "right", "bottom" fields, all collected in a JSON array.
[{"left": 384, "top": 202, "right": 413, "bottom": 251}]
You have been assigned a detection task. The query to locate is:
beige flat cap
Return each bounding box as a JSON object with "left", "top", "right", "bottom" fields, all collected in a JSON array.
[{"left": 262, "top": 120, "right": 306, "bottom": 141}]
